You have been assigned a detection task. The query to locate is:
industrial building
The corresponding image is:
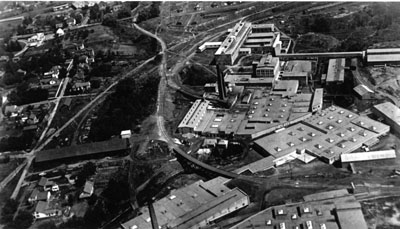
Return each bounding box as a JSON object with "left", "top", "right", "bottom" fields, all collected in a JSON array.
[
  {"left": 224, "top": 74, "right": 274, "bottom": 87},
  {"left": 230, "top": 189, "right": 368, "bottom": 229},
  {"left": 280, "top": 60, "right": 313, "bottom": 86},
  {"left": 366, "top": 48, "right": 400, "bottom": 66},
  {"left": 197, "top": 41, "right": 222, "bottom": 53},
  {"left": 372, "top": 102, "right": 400, "bottom": 136},
  {"left": 326, "top": 58, "right": 345, "bottom": 84},
  {"left": 184, "top": 78, "right": 331, "bottom": 139},
  {"left": 178, "top": 99, "right": 212, "bottom": 134},
  {"left": 215, "top": 22, "right": 253, "bottom": 65},
  {"left": 214, "top": 22, "right": 283, "bottom": 65},
  {"left": 35, "top": 138, "right": 130, "bottom": 163},
  {"left": 311, "top": 88, "right": 324, "bottom": 112},
  {"left": 178, "top": 83, "right": 321, "bottom": 139},
  {"left": 121, "top": 177, "right": 249, "bottom": 229},
  {"left": 353, "top": 84, "right": 374, "bottom": 100},
  {"left": 243, "top": 24, "right": 281, "bottom": 55},
  {"left": 252, "top": 55, "right": 280, "bottom": 80},
  {"left": 340, "top": 149, "right": 396, "bottom": 164},
  {"left": 253, "top": 105, "right": 389, "bottom": 166}
]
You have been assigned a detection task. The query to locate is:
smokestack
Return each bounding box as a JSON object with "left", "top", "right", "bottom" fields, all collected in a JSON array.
[{"left": 216, "top": 64, "right": 227, "bottom": 100}]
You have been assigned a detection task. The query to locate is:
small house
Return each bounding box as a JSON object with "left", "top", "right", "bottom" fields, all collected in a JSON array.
[
  {"left": 33, "top": 201, "right": 61, "bottom": 219},
  {"left": 79, "top": 181, "right": 94, "bottom": 199}
]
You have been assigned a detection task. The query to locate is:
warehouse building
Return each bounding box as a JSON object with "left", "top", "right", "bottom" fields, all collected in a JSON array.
[
  {"left": 215, "top": 22, "right": 284, "bottom": 65},
  {"left": 121, "top": 177, "right": 249, "bottom": 229},
  {"left": 341, "top": 150, "right": 396, "bottom": 165},
  {"left": 326, "top": 58, "right": 345, "bottom": 84},
  {"left": 179, "top": 83, "right": 322, "bottom": 139},
  {"left": 311, "top": 88, "right": 324, "bottom": 112},
  {"left": 280, "top": 60, "right": 313, "bottom": 86},
  {"left": 252, "top": 54, "right": 280, "bottom": 80},
  {"left": 253, "top": 105, "right": 389, "bottom": 166},
  {"left": 372, "top": 102, "right": 400, "bottom": 136},
  {"left": 177, "top": 99, "right": 212, "bottom": 134},
  {"left": 215, "top": 22, "right": 252, "bottom": 65},
  {"left": 366, "top": 48, "right": 400, "bottom": 66},
  {"left": 230, "top": 189, "right": 368, "bottom": 229}
]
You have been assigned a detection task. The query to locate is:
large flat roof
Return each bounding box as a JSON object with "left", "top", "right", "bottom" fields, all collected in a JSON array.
[
  {"left": 230, "top": 190, "right": 366, "bottom": 229},
  {"left": 253, "top": 105, "right": 390, "bottom": 163},
  {"left": 215, "top": 22, "right": 252, "bottom": 55},
  {"left": 341, "top": 149, "right": 396, "bottom": 163},
  {"left": 178, "top": 99, "right": 211, "bottom": 129},
  {"left": 367, "top": 48, "right": 400, "bottom": 54},
  {"left": 367, "top": 54, "right": 400, "bottom": 63},
  {"left": 35, "top": 138, "right": 128, "bottom": 162},
  {"left": 167, "top": 188, "right": 248, "bottom": 229},
  {"left": 121, "top": 178, "right": 242, "bottom": 229},
  {"left": 224, "top": 74, "right": 274, "bottom": 85},
  {"left": 373, "top": 102, "right": 400, "bottom": 125},
  {"left": 327, "top": 58, "right": 345, "bottom": 82}
]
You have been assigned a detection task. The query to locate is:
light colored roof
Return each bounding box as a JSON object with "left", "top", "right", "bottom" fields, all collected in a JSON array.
[
  {"left": 253, "top": 105, "right": 390, "bottom": 163},
  {"left": 303, "top": 189, "right": 349, "bottom": 201},
  {"left": 167, "top": 188, "right": 248, "bottom": 229},
  {"left": 178, "top": 100, "right": 211, "bottom": 130},
  {"left": 354, "top": 84, "right": 374, "bottom": 96},
  {"left": 373, "top": 102, "right": 400, "bottom": 125},
  {"left": 367, "top": 48, "right": 400, "bottom": 54},
  {"left": 367, "top": 54, "right": 400, "bottom": 63},
  {"left": 234, "top": 156, "right": 275, "bottom": 174},
  {"left": 215, "top": 22, "right": 252, "bottom": 55},
  {"left": 83, "top": 181, "right": 94, "bottom": 193},
  {"left": 121, "top": 178, "right": 235, "bottom": 229},
  {"left": 341, "top": 150, "right": 396, "bottom": 163},
  {"left": 336, "top": 203, "right": 368, "bottom": 229},
  {"left": 327, "top": 58, "right": 345, "bottom": 82}
]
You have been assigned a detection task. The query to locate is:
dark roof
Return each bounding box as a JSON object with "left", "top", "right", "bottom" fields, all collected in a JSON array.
[
  {"left": 37, "top": 191, "right": 49, "bottom": 200},
  {"left": 38, "top": 177, "right": 48, "bottom": 186},
  {"left": 35, "top": 138, "right": 128, "bottom": 163}
]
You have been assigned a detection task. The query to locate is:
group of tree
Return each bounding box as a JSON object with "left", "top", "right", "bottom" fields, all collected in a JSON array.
[
  {"left": 74, "top": 162, "right": 96, "bottom": 187},
  {"left": 7, "top": 82, "right": 49, "bottom": 106},
  {"left": 0, "top": 199, "right": 33, "bottom": 229},
  {"left": 136, "top": 2, "right": 160, "bottom": 23},
  {"left": 89, "top": 73, "right": 160, "bottom": 141}
]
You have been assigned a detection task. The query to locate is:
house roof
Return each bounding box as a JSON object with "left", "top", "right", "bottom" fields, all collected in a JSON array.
[
  {"left": 354, "top": 84, "right": 374, "bottom": 96},
  {"left": 37, "top": 191, "right": 49, "bottom": 200},
  {"left": 38, "top": 177, "right": 48, "bottom": 186},
  {"left": 30, "top": 189, "right": 40, "bottom": 199},
  {"left": 83, "top": 181, "right": 94, "bottom": 193}
]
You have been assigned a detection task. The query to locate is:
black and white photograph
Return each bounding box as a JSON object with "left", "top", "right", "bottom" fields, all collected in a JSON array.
[{"left": 0, "top": 1, "right": 400, "bottom": 228}]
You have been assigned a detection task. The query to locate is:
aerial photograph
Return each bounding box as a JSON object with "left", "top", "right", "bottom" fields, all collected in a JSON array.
[{"left": 2, "top": 0, "right": 400, "bottom": 229}]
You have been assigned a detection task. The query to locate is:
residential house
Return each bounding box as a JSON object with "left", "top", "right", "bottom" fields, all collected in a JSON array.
[
  {"left": 38, "top": 177, "right": 59, "bottom": 192},
  {"left": 79, "top": 181, "right": 94, "bottom": 199},
  {"left": 112, "top": 4, "right": 123, "bottom": 12},
  {"left": 28, "top": 189, "right": 50, "bottom": 203},
  {"left": 33, "top": 201, "right": 61, "bottom": 219},
  {"left": 66, "top": 17, "right": 76, "bottom": 27}
]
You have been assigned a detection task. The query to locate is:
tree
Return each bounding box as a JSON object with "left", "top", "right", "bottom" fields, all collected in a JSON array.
[
  {"left": 0, "top": 199, "right": 18, "bottom": 224},
  {"left": 117, "top": 8, "right": 131, "bottom": 19},
  {"left": 13, "top": 210, "right": 34, "bottom": 229},
  {"left": 75, "top": 162, "right": 96, "bottom": 187},
  {"left": 102, "top": 14, "right": 117, "bottom": 27}
]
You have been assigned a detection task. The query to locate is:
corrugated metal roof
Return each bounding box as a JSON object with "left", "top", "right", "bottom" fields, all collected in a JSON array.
[{"left": 340, "top": 150, "right": 396, "bottom": 163}]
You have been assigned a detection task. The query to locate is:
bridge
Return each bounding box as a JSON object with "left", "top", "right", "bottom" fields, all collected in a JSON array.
[
  {"left": 172, "top": 147, "right": 263, "bottom": 184},
  {"left": 277, "top": 51, "right": 365, "bottom": 61}
]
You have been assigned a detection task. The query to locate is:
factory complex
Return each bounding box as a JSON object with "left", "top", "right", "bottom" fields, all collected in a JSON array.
[
  {"left": 121, "top": 177, "right": 249, "bottom": 229},
  {"left": 230, "top": 189, "right": 368, "bottom": 229}
]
